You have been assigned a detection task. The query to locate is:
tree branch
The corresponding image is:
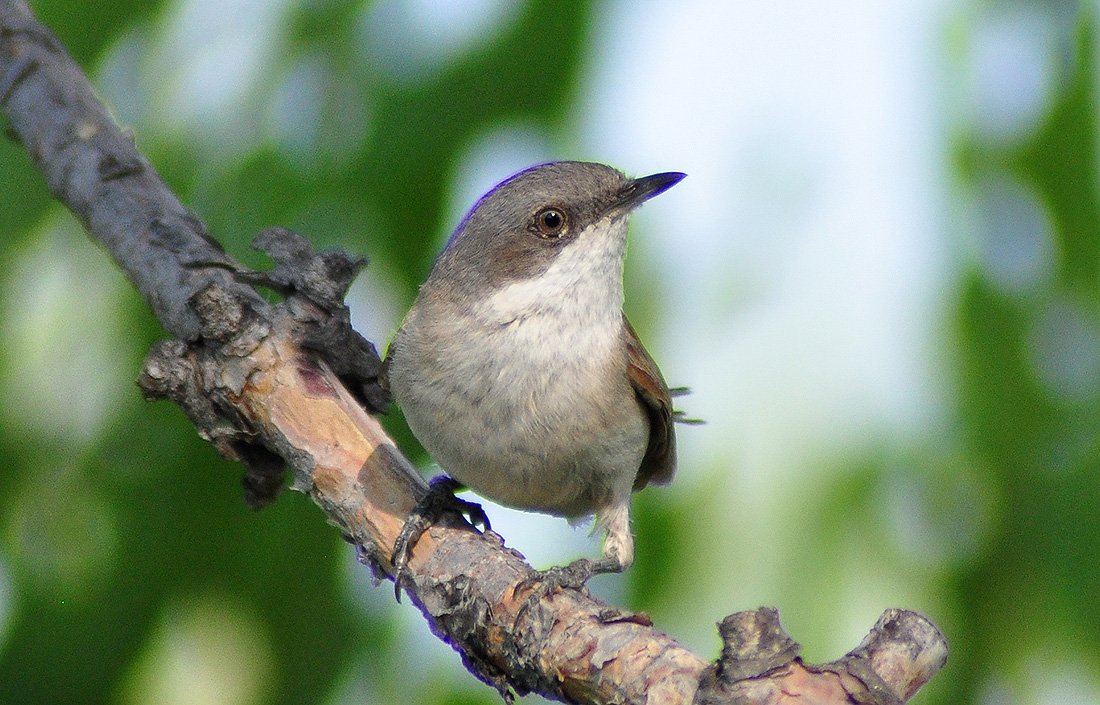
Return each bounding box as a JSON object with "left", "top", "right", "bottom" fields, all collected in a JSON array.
[{"left": 0, "top": 2, "right": 948, "bottom": 703}]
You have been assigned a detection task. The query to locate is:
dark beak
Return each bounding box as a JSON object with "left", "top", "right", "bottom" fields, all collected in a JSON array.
[{"left": 616, "top": 171, "right": 686, "bottom": 211}]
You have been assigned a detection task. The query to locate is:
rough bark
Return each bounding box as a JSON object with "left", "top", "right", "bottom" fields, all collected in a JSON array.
[{"left": 0, "top": 2, "right": 948, "bottom": 703}]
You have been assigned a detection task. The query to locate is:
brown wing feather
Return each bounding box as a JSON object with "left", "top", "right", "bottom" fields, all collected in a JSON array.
[{"left": 624, "top": 316, "right": 676, "bottom": 490}]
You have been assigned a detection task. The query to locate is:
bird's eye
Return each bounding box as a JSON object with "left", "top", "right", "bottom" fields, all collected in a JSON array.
[{"left": 533, "top": 208, "right": 568, "bottom": 238}]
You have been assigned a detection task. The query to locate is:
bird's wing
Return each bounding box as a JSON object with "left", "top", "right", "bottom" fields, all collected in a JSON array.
[{"left": 624, "top": 316, "right": 676, "bottom": 490}]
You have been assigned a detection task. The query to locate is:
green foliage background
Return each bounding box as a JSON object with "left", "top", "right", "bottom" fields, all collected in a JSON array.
[{"left": 1, "top": 1, "right": 1098, "bottom": 704}]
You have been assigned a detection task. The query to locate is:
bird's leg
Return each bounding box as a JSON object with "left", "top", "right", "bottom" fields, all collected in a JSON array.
[
  {"left": 514, "top": 556, "right": 628, "bottom": 626},
  {"left": 515, "top": 502, "right": 635, "bottom": 619},
  {"left": 391, "top": 475, "right": 490, "bottom": 601}
]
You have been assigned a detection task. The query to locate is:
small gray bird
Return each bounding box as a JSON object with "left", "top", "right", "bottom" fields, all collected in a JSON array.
[{"left": 385, "top": 161, "right": 685, "bottom": 584}]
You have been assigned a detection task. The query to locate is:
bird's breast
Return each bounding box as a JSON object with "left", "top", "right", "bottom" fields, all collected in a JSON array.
[{"left": 389, "top": 297, "right": 643, "bottom": 516}]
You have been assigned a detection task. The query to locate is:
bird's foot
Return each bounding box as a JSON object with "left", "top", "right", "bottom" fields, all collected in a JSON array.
[
  {"left": 391, "top": 475, "right": 490, "bottom": 601},
  {"left": 514, "top": 557, "right": 622, "bottom": 622}
]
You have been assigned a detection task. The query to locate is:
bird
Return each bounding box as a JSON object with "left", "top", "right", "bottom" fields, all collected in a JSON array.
[{"left": 383, "top": 161, "right": 686, "bottom": 593}]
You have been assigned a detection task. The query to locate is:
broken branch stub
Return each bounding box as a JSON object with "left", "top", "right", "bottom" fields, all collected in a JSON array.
[{"left": 694, "top": 607, "right": 947, "bottom": 705}]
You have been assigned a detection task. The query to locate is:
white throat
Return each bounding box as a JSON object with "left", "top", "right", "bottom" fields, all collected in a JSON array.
[{"left": 474, "top": 219, "right": 628, "bottom": 336}]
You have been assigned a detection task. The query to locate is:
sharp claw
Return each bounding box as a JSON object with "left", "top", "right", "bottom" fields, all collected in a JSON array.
[
  {"left": 389, "top": 474, "right": 489, "bottom": 603},
  {"left": 391, "top": 508, "right": 432, "bottom": 602},
  {"left": 392, "top": 534, "right": 410, "bottom": 601}
]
